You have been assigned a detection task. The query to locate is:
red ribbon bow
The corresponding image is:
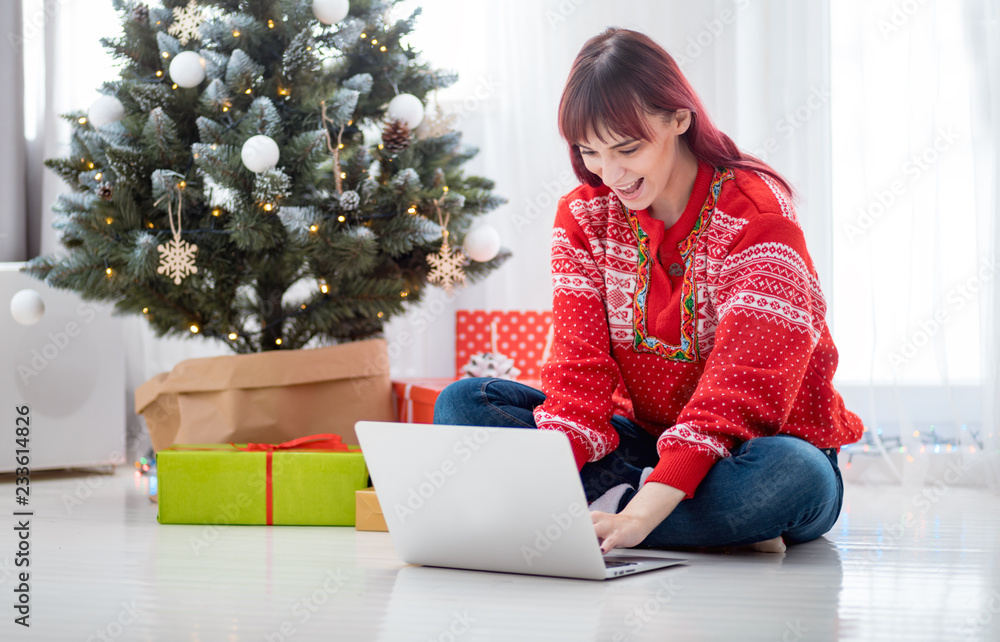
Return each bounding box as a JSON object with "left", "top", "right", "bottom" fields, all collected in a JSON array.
[
  {"left": 229, "top": 433, "right": 352, "bottom": 453},
  {"left": 227, "top": 434, "right": 355, "bottom": 525}
]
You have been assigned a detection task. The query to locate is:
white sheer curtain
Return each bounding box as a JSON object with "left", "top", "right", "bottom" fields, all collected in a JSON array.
[
  {"left": 1, "top": 1, "right": 27, "bottom": 261},
  {"left": 26, "top": 0, "right": 121, "bottom": 256},
  {"left": 830, "top": 0, "right": 1000, "bottom": 490},
  {"left": 985, "top": 0, "right": 1000, "bottom": 491}
]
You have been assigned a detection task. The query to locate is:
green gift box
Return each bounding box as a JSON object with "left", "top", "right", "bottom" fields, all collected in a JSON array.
[{"left": 156, "top": 436, "right": 368, "bottom": 526}]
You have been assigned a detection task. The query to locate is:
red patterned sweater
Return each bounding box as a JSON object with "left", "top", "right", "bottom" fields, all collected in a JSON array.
[{"left": 532, "top": 161, "right": 864, "bottom": 499}]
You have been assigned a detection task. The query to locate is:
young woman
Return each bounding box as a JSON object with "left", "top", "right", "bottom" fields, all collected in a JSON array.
[{"left": 434, "top": 27, "right": 864, "bottom": 554}]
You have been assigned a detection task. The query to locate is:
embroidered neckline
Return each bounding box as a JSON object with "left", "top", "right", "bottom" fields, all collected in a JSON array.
[{"left": 621, "top": 167, "right": 734, "bottom": 362}]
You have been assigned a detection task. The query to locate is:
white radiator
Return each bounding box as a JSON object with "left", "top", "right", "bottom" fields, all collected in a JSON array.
[{"left": 1, "top": 262, "right": 125, "bottom": 472}]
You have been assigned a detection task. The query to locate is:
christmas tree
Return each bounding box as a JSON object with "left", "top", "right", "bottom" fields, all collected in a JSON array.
[{"left": 24, "top": 0, "right": 510, "bottom": 353}]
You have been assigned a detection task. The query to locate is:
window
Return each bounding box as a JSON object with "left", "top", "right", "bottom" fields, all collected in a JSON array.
[{"left": 831, "top": 0, "right": 991, "bottom": 451}]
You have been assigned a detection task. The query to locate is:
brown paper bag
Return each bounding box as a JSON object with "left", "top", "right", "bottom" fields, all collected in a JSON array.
[{"left": 136, "top": 339, "right": 395, "bottom": 452}]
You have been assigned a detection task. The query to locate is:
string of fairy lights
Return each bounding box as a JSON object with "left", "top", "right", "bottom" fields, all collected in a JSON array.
[
  {"left": 81, "top": 11, "right": 442, "bottom": 349},
  {"left": 841, "top": 424, "right": 992, "bottom": 468}
]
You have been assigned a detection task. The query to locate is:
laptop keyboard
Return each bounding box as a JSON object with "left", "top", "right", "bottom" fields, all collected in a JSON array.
[{"left": 604, "top": 560, "right": 638, "bottom": 568}]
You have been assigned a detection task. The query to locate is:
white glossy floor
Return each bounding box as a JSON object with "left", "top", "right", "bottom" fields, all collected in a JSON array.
[{"left": 1, "top": 466, "right": 999, "bottom": 642}]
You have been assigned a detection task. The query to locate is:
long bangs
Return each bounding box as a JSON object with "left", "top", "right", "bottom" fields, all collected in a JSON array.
[
  {"left": 559, "top": 54, "right": 656, "bottom": 186},
  {"left": 559, "top": 74, "right": 652, "bottom": 148}
]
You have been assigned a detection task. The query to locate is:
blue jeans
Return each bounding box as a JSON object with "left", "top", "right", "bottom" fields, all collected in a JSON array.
[{"left": 432, "top": 377, "right": 843, "bottom": 548}]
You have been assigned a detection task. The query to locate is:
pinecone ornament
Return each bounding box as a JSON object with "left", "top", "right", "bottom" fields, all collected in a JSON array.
[
  {"left": 381, "top": 118, "right": 411, "bottom": 155},
  {"left": 98, "top": 182, "right": 114, "bottom": 201},
  {"left": 339, "top": 190, "right": 360, "bottom": 211},
  {"left": 132, "top": 4, "right": 149, "bottom": 24}
]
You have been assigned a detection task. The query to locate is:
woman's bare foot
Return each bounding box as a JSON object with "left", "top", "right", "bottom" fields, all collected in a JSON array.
[{"left": 749, "top": 536, "right": 786, "bottom": 553}]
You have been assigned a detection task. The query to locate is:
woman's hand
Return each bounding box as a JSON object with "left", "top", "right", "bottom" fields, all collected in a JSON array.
[
  {"left": 590, "top": 511, "right": 659, "bottom": 552},
  {"left": 591, "top": 481, "right": 686, "bottom": 553}
]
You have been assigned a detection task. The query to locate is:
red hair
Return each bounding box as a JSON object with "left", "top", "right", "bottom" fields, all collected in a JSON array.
[{"left": 558, "top": 28, "right": 794, "bottom": 199}]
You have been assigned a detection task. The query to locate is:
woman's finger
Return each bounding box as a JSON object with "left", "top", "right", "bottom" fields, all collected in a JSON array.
[
  {"left": 591, "top": 513, "right": 610, "bottom": 551},
  {"left": 592, "top": 511, "right": 629, "bottom": 552},
  {"left": 591, "top": 511, "right": 609, "bottom": 534}
]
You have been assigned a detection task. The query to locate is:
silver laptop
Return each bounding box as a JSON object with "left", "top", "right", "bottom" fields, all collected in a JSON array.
[{"left": 354, "top": 421, "right": 687, "bottom": 580}]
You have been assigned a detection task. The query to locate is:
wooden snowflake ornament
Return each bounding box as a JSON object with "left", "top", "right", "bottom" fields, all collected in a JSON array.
[
  {"left": 157, "top": 237, "right": 199, "bottom": 285},
  {"left": 155, "top": 184, "right": 198, "bottom": 286},
  {"left": 416, "top": 103, "right": 458, "bottom": 140},
  {"left": 426, "top": 235, "right": 467, "bottom": 294},
  {"left": 168, "top": 0, "right": 205, "bottom": 45}
]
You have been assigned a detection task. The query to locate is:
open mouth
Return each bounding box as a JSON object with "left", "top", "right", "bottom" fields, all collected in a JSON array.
[{"left": 617, "top": 177, "right": 643, "bottom": 198}]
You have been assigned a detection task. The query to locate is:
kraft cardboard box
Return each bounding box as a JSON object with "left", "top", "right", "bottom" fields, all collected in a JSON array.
[{"left": 355, "top": 486, "right": 387, "bottom": 532}]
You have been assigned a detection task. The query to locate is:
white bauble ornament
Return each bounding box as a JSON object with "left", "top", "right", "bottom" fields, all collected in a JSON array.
[
  {"left": 88, "top": 95, "right": 125, "bottom": 129},
  {"left": 241, "top": 135, "right": 280, "bottom": 173},
  {"left": 10, "top": 289, "right": 45, "bottom": 326},
  {"left": 313, "top": 0, "right": 349, "bottom": 24},
  {"left": 463, "top": 225, "right": 501, "bottom": 262},
  {"left": 387, "top": 93, "right": 424, "bottom": 129},
  {"left": 169, "top": 51, "right": 206, "bottom": 88}
]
